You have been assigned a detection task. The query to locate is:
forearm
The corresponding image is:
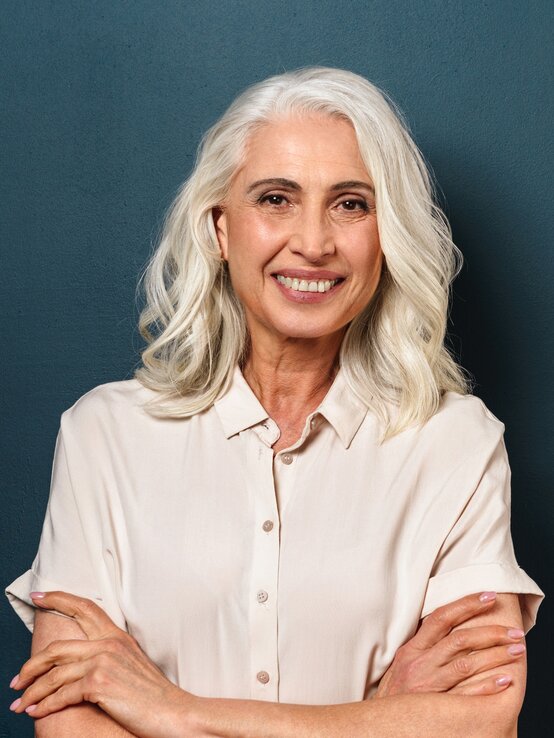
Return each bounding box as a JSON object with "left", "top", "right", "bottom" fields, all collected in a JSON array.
[
  {"left": 189, "top": 691, "right": 516, "bottom": 738},
  {"left": 34, "top": 703, "right": 137, "bottom": 738}
]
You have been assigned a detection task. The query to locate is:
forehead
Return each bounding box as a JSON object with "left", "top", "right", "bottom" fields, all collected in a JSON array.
[{"left": 234, "top": 114, "right": 370, "bottom": 185}]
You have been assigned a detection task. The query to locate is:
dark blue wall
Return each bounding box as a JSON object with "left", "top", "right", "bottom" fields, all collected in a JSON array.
[{"left": 1, "top": 1, "right": 551, "bottom": 735}]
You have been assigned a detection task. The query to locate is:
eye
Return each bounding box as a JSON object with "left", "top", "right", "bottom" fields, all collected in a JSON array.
[
  {"left": 258, "top": 193, "right": 289, "bottom": 207},
  {"left": 337, "top": 198, "right": 369, "bottom": 212}
]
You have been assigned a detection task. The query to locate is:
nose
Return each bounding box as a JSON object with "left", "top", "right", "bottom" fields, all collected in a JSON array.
[{"left": 288, "top": 206, "right": 335, "bottom": 261}]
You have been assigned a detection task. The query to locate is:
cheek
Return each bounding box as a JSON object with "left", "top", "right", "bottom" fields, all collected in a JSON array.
[
  {"left": 351, "top": 230, "right": 382, "bottom": 284},
  {"left": 227, "top": 214, "right": 288, "bottom": 266}
]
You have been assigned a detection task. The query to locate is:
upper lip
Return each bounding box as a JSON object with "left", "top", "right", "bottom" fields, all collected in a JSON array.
[{"left": 271, "top": 268, "right": 344, "bottom": 280}]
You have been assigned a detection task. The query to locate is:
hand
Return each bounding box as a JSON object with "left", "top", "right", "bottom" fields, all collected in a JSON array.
[
  {"left": 9, "top": 591, "right": 197, "bottom": 738},
  {"left": 375, "top": 591, "right": 526, "bottom": 698}
]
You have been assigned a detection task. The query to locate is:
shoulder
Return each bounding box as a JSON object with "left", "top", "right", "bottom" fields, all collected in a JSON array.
[
  {"left": 59, "top": 378, "right": 162, "bottom": 435},
  {"left": 397, "top": 392, "right": 507, "bottom": 471},
  {"left": 432, "top": 391, "right": 505, "bottom": 438}
]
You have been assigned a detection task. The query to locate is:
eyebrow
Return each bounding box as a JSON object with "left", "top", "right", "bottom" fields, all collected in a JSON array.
[
  {"left": 246, "top": 178, "right": 300, "bottom": 194},
  {"left": 246, "top": 177, "right": 374, "bottom": 195},
  {"left": 330, "top": 180, "right": 374, "bottom": 194}
]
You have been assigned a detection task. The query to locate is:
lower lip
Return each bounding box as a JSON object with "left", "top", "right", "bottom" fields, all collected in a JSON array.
[{"left": 271, "top": 276, "right": 345, "bottom": 303}]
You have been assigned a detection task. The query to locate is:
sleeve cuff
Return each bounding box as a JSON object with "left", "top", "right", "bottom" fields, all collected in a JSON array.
[
  {"left": 421, "top": 562, "right": 545, "bottom": 633},
  {"left": 5, "top": 569, "right": 111, "bottom": 633}
]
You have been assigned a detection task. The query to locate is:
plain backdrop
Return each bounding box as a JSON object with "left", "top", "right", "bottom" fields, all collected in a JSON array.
[{"left": 1, "top": 1, "right": 552, "bottom": 735}]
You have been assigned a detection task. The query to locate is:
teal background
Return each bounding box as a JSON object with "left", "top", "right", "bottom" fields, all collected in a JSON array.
[{"left": 1, "top": 1, "right": 552, "bottom": 734}]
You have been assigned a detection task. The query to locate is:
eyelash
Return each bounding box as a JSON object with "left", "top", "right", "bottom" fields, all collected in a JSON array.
[{"left": 258, "top": 194, "right": 370, "bottom": 212}]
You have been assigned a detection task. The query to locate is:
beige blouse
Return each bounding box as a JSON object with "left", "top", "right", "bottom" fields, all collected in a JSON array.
[{"left": 5, "top": 368, "right": 544, "bottom": 704}]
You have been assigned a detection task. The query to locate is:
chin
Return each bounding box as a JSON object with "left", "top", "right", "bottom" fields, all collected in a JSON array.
[{"left": 270, "top": 320, "right": 346, "bottom": 342}]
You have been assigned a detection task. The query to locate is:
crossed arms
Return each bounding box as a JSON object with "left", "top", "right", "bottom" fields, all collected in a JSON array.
[{"left": 15, "top": 591, "right": 527, "bottom": 738}]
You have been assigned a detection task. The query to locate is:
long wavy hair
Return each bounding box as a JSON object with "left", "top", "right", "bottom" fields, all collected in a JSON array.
[{"left": 135, "top": 67, "right": 470, "bottom": 440}]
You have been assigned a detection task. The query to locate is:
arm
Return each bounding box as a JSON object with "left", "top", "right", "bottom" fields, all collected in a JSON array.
[
  {"left": 32, "top": 609, "right": 137, "bottom": 738},
  {"left": 15, "top": 592, "right": 525, "bottom": 738},
  {"left": 189, "top": 594, "right": 525, "bottom": 738}
]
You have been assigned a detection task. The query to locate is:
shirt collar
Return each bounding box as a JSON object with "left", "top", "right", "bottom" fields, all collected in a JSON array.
[
  {"left": 317, "top": 369, "right": 368, "bottom": 448},
  {"left": 214, "top": 366, "right": 270, "bottom": 438},
  {"left": 214, "top": 366, "right": 368, "bottom": 448}
]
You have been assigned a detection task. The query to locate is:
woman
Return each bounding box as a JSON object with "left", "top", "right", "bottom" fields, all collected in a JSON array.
[{"left": 6, "top": 67, "right": 543, "bottom": 736}]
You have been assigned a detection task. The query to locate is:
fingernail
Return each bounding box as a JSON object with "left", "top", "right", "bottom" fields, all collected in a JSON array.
[
  {"left": 9, "top": 698, "right": 21, "bottom": 711},
  {"left": 479, "top": 591, "right": 497, "bottom": 602},
  {"left": 25, "top": 705, "right": 37, "bottom": 714},
  {"left": 496, "top": 675, "right": 512, "bottom": 686},
  {"left": 30, "top": 592, "right": 45, "bottom": 599},
  {"left": 508, "top": 643, "right": 526, "bottom": 655},
  {"left": 9, "top": 674, "right": 20, "bottom": 689},
  {"left": 507, "top": 628, "right": 525, "bottom": 639}
]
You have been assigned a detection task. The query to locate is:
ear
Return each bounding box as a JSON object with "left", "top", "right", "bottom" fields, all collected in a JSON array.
[{"left": 212, "top": 207, "right": 229, "bottom": 261}]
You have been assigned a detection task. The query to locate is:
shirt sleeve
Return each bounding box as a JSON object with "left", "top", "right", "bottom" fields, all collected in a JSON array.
[
  {"left": 5, "top": 412, "right": 126, "bottom": 633},
  {"left": 420, "top": 434, "right": 544, "bottom": 633}
]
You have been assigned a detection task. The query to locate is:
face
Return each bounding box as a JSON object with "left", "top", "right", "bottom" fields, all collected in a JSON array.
[{"left": 214, "top": 114, "right": 383, "bottom": 346}]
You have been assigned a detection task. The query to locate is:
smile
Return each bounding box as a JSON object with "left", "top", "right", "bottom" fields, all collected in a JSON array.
[{"left": 274, "top": 274, "right": 340, "bottom": 293}]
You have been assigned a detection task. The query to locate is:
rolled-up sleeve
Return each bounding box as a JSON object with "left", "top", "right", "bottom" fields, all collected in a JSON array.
[
  {"left": 5, "top": 413, "right": 125, "bottom": 632},
  {"left": 421, "top": 436, "right": 544, "bottom": 632}
]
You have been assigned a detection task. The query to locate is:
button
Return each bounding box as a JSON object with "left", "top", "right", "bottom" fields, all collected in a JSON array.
[
  {"left": 310, "top": 417, "right": 317, "bottom": 429},
  {"left": 262, "top": 520, "right": 274, "bottom": 532},
  {"left": 257, "top": 671, "right": 270, "bottom": 684},
  {"left": 257, "top": 590, "right": 268, "bottom": 603},
  {"left": 281, "top": 453, "right": 293, "bottom": 465}
]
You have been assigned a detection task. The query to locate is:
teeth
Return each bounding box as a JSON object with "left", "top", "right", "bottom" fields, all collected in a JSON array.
[{"left": 275, "top": 275, "right": 338, "bottom": 293}]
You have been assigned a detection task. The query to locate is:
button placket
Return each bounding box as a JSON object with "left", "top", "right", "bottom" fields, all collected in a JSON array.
[{"left": 246, "top": 432, "right": 280, "bottom": 700}]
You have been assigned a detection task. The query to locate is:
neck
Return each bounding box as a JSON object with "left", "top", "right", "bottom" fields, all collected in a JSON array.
[{"left": 242, "top": 330, "right": 344, "bottom": 418}]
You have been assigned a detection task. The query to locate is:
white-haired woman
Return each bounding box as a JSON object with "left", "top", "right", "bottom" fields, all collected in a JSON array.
[{"left": 6, "top": 68, "right": 543, "bottom": 737}]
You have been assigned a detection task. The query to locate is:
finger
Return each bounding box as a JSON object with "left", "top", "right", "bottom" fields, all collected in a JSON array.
[
  {"left": 10, "top": 661, "right": 88, "bottom": 715},
  {"left": 445, "top": 642, "right": 526, "bottom": 683},
  {"left": 22, "top": 678, "right": 89, "bottom": 719},
  {"left": 30, "top": 591, "right": 120, "bottom": 640},
  {"left": 438, "top": 625, "right": 525, "bottom": 663},
  {"left": 449, "top": 673, "right": 512, "bottom": 696},
  {"left": 413, "top": 592, "right": 497, "bottom": 649},
  {"left": 15, "top": 639, "right": 113, "bottom": 690}
]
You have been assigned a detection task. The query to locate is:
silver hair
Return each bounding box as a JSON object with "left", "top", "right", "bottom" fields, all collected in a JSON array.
[{"left": 135, "top": 67, "right": 470, "bottom": 440}]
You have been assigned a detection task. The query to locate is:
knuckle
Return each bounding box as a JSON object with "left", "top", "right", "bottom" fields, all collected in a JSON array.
[
  {"left": 120, "top": 631, "right": 137, "bottom": 648},
  {"left": 45, "top": 640, "right": 62, "bottom": 657},
  {"left": 53, "top": 683, "right": 68, "bottom": 704},
  {"left": 96, "top": 651, "right": 115, "bottom": 669},
  {"left": 394, "top": 643, "right": 409, "bottom": 661},
  {"left": 430, "top": 607, "right": 450, "bottom": 627},
  {"left": 403, "top": 661, "right": 427, "bottom": 692},
  {"left": 453, "top": 657, "right": 472, "bottom": 676},
  {"left": 105, "top": 637, "right": 123, "bottom": 652},
  {"left": 85, "top": 666, "right": 109, "bottom": 700},
  {"left": 403, "top": 660, "right": 418, "bottom": 681},
  {"left": 46, "top": 666, "right": 61, "bottom": 687},
  {"left": 78, "top": 598, "right": 96, "bottom": 616},
  {"left": 450, "top": 630, "right": 468, "bottom": 650}
]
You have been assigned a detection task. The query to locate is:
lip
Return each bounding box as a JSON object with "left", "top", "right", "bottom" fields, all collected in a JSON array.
[{"left": 270, "top": 268, "right": 345, "bottom": 280}]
